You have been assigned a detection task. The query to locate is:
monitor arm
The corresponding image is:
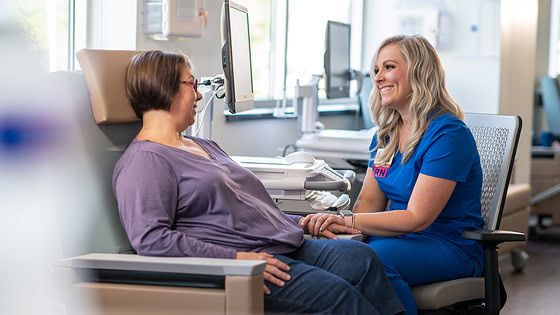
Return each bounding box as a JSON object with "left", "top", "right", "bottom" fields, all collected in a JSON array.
[
  {"left": 294, "top": 75, "right": 323, "bottom": 137},
  {"left": 185, "top": 75, "right": 224, "bottom": 140}
]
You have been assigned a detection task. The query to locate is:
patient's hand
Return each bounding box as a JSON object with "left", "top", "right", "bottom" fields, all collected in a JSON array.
[
  {"left": 235, "top": 252, "right": 291, "bottom": 295},
  {"left": 300, "top": 214, "right": 360, "bottom": 239}
]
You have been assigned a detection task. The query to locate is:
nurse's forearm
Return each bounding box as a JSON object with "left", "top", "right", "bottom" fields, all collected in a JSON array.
[
  {"left": 354, "top": 210, "right": 430, "bottom": 236},
  {"left": 353, "top": 198, "right": 385, "bottom": 213}
]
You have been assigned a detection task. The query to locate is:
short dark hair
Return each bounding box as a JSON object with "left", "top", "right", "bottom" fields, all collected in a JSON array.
[{"left": 125, "top": 50, "right": 191, "bottom": 119}]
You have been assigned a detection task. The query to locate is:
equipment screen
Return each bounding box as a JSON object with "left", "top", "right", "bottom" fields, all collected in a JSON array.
[
  {"left": 325, "top": 21, "right": 351, "bottom": 99},
  {"left": 221, "top": 0, "right": 254, "bottom": 113}
]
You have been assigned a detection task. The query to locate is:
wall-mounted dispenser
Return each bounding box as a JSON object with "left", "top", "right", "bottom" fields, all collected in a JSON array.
[{"left": 143, "top": 0, "right": 207, "bottom": 39}]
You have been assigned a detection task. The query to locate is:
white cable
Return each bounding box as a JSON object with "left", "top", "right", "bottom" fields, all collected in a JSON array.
[{"left": 193, "top": 86, "right": 222, "bottom": 137}]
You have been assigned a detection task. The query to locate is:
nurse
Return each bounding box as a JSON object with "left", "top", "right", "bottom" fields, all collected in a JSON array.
[{"left": 301, "top": 34, "right": 484, "bottom": 315}]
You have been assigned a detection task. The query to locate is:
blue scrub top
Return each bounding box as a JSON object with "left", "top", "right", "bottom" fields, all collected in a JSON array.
[{"left": 368, "top": 112, "right": 484, "bottom": 272}]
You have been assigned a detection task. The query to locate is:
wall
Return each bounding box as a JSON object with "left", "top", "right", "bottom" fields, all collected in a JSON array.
[
  {"left": 499, "top": 0, "right": 538, "bottom": 184},
  {"left": 533, "top": 0, "right": 552, "bottom": 134},
  {"left": 362, "top": 0, "right": 540, "bottom": 184},
  {"left": 134, "top": 0, "right": 358, "bottom": 157},
  {"left": 362, "top": 0, "right": 502, "bottom": 114}
]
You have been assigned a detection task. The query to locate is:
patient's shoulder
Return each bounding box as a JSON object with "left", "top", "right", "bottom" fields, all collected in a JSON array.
[{"left": 114, "top": 140, "right": 175, "bottom": 180}]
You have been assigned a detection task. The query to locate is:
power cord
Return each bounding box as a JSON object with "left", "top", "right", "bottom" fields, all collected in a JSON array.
[
  {"left": 194, "top": 85, "right": 223, "bottom": 137},
  {"left": 282, "top": 144, "right": 297, "bottom": 157}
]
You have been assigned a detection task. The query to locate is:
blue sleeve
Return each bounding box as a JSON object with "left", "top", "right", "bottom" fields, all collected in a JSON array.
[
  {"left": 419, "top": 122, "right": 476, "bottom": 183},
  {"left": 367, "top": 134, "right": 378, "bottom": 168}
]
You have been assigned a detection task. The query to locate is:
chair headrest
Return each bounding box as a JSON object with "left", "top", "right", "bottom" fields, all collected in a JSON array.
[{"left": 77, "top": 49, "right": 140, "bottom": 124}]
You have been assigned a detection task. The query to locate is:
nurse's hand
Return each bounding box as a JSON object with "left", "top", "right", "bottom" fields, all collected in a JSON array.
[
  {"left": 235, "top": 252, "right": 291, "bottom": 295},
  {"left": 300, "top": 213, "right": 360, "bottom": 239}
]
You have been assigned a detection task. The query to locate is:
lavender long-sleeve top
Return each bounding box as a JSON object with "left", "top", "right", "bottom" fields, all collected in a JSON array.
[{"left": 112, "top": 136, "right": 304, "bottom": 259}]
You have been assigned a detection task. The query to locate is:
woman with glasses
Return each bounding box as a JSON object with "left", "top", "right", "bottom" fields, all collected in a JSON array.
[{"left": 113, "top": 50, "right": 404, "bottom": 315}]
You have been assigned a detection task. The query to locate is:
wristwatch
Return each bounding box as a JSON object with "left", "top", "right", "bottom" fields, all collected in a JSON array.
[{"left": 338, "top": 210, "right": 355, "bottom": 229}]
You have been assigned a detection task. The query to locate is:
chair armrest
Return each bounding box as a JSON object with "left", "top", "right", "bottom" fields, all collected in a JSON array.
[
  {"left": 461, "top": 229, "right": 525, "bottom": 314},
  {"left": 53, "top": 253, "right": 266, "bottom": 314},
  {"left": 462, "top": 229, "right": 526, "bottom": 245},
  {"left": 54, "top": 253, "right": 266, "bottom": 276}
]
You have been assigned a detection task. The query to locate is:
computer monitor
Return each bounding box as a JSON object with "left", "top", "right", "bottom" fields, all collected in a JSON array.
[
  {"left": 540, "top": 76, "right": 560, "bottom": 136},
  {"left": 221, "top": 0, "right": 254, "bottom": 114},
  {"left": 324, "top": 21, "right": 351, "bottom": 99}
]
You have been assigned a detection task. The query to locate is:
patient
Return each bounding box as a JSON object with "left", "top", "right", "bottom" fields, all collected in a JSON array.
[{"left": 112, "top": 50, "right": 404, "bottom": 315}]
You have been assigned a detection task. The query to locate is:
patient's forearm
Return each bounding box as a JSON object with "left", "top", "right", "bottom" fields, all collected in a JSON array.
[
  {"left": 132, "top": 227, "right": 237, "bottom": 259},
  {"left": 287, "top": 214, "right": 304, "bottom": 227}
]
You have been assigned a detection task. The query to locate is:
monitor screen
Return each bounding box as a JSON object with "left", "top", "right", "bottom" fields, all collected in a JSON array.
[
  {"left": 541, "top": 76, "right": 560, "bottom": 136},
  {"left": 221, "top": 0, "right": 254, "bottom": 114},
  {"left": 324, "top": 21, "right": 351, "bottom": 99}
]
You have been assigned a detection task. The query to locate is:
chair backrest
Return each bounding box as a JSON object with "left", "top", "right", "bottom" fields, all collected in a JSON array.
[
  {"left": 463, "top": 113, "right": 522, "bottom": 230},
  {"left": 48, "top": 50, "right": 142, "bottom": 257}
]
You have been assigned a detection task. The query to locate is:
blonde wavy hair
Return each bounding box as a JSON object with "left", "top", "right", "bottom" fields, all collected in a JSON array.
[{"left": 369, "top": 34, "right": 463, "bottom": 165}]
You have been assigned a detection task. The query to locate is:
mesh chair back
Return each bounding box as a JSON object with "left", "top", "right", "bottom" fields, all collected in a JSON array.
[{"left": 463, "top": 113, "right": 522, "bottom": 230}]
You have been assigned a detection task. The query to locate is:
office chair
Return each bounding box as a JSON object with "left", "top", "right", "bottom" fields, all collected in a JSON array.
[
  {"left": 50, "top": 50, "right": 265, "bottom": 315},
  {"left": 411, "top": 113, "right": 525, "bottom": 314},
  {"left": 531, "top": 76, "right": 560, "bottom": 226}
]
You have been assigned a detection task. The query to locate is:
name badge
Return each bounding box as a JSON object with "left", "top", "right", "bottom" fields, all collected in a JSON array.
[
  {"left": 373, "top": 148, "right": 394, "bottom": 167},
  {"left": 373, "top": 166, "right": 389, "bottom": 178},
  {"left": 373, "top": 148, "right": 394, "bottom": 178}
]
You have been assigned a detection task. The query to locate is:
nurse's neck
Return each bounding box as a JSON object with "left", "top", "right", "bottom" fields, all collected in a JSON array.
[{"left": 399, "top": 111, "right": 412, "bottom": 131}]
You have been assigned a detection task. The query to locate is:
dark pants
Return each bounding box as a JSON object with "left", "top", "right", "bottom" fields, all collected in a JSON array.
[{"left": 264, "top": 239, "right": 404, "bottom": 314}]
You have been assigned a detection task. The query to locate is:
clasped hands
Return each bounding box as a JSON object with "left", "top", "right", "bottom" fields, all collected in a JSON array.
[
  {"left": 235, "top": 213, "right": 360, "bottom": 295},
  {"left": 299, "top": 213, "right": 361, "bottom": 239}
]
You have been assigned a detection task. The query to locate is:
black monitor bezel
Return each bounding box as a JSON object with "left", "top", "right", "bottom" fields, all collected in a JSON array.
[
  {"left": 324, "top": 21, "right": 351, "bottom": 99},
  {"left": 221, "top": 0, "right": 254, "bottom": 114}
]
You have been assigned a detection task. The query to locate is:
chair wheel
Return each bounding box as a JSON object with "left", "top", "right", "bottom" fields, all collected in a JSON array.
[{"left": 511, "top": 249, "right": 529, "bottom": 272}]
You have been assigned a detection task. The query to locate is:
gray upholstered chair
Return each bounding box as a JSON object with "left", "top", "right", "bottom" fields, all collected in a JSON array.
[
  {"left": 531, "top": 76, "right": 560, "bottom": 226},
  {"left": 51, "top": 49, "right": 265, "bottom": 315},
  {"left": 411, "top": 113, "right": 525, "bottom": 314}
]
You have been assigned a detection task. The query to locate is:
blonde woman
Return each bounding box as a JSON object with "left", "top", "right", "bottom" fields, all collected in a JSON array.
[{"left": 301, "top": 35, "right": 484, "bottom": 315}]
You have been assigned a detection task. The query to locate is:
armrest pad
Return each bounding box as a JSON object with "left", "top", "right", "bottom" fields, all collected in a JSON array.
[
  {"left": 54, "top": 253, "right": 266, "bottom": 276},
  {"left": 462, "top": 230, "right": 526, "bottom": 244}
]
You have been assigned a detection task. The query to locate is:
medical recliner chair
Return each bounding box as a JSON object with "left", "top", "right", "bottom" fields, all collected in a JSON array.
[
  {"left": 51, "top": 49, "right": 266, "bottom": 315},
  {"left": 411, "top": 113, "right": 525, "bottom": 314}
]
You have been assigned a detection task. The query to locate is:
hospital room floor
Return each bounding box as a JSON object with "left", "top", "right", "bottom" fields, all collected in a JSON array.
[{"left": 500, "top": 224, "right": 560, "bottom": 314}]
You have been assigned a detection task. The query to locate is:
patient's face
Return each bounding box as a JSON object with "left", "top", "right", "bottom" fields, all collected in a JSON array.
[{"left": 170, "top": 66, "right": 203, "bottom": 129}]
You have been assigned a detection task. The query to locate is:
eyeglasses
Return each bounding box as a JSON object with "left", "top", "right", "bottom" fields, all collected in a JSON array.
[{"left": 180, "top": 78, "right": 198, "bottom": 94}]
